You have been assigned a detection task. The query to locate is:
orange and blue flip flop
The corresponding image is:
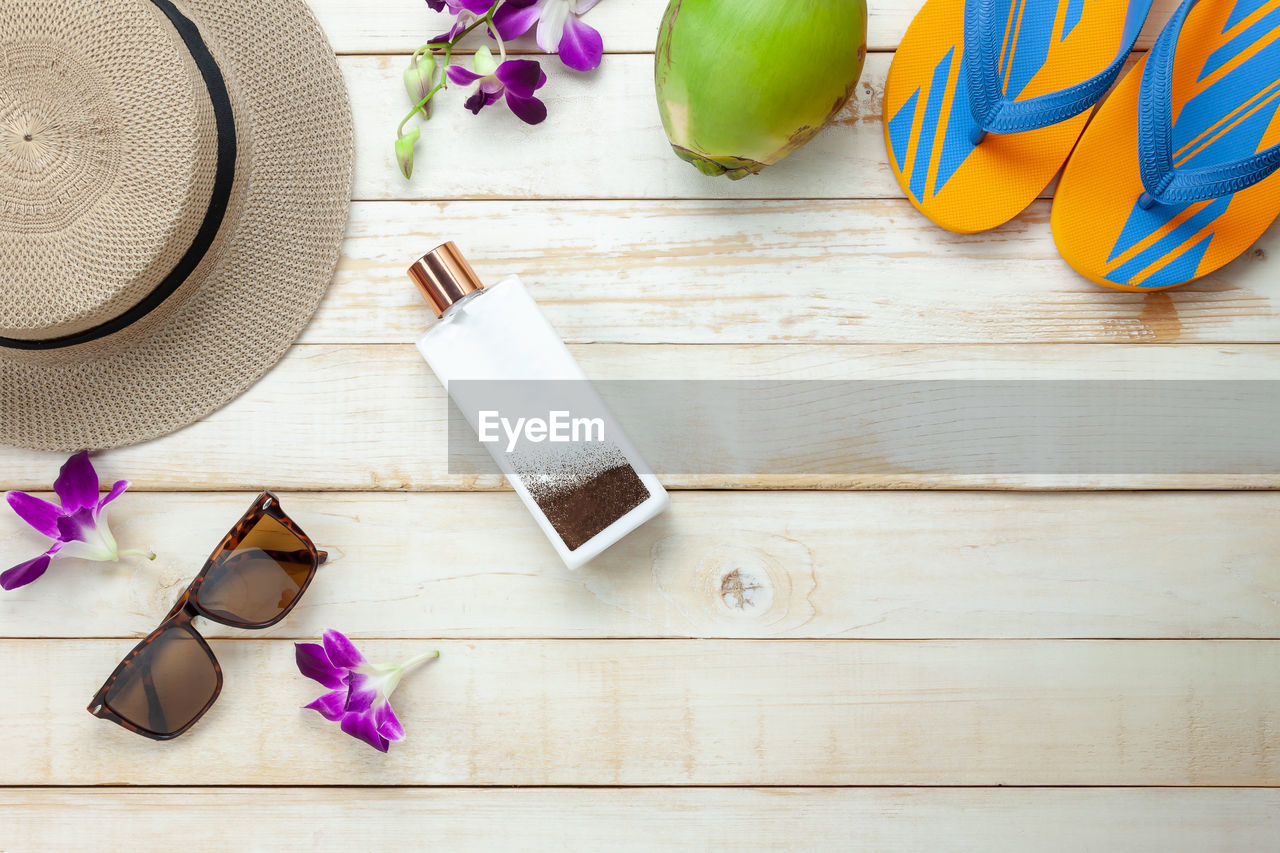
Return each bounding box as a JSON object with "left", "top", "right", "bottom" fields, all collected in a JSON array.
[
  {"left": 1053, "top": 0, "right": 1280, "bottom": 290},
  {"left": 884, "top": 0, "right": 1153, "bottom": 233}
]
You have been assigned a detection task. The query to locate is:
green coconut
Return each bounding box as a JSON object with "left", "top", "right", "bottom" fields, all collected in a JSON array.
[{"left": 654, "top": 0, "right": 868, "bottom": 179}]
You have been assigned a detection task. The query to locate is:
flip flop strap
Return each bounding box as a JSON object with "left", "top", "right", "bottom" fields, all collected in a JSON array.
[
  {"left": 964, "top": 0, "right": 1153, "bottom": 135},
  {"left": 1137, "top": 0, "right": 1280, "bottom": 207}
]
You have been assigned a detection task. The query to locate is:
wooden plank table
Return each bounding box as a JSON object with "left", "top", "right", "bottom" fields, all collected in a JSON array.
[{"left": 3, "top": 0, "right": 1278, "bottom": 848}]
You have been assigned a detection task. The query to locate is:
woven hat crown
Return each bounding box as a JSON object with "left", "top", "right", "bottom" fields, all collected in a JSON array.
[
  {"left": 0, "top": 0, "right": 353, "bottom": 453},
  {"left": 0, "top": 0, "right": 220, "bottom": 342}
]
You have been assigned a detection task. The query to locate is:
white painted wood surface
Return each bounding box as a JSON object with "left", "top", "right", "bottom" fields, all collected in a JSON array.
[
  {"left": 3, "top": 344, "right": 1280, "bottom": 490},
  {"left": 4, "top": 491, "right": 1278, "bottom": 640},
  {"left": 10, "top": 783, "right": 1280, "bottom": 850},
  {"left": 309, "top": 0, "right": 1184, "bottom": 53},
  {"left": 346, "top": 52, "right": 1137, "bottom": 202},
  {"left": 347, "top": 53, "right": 903, "bottom": 200},
  {"left": 2, "top": 0, "right": 1278, "bottom": 847},
  {"left": 323, "top": 202, "right": 1275, "bottom": 346},
  {"left": 6, "top": 639, "right": 1279, "bottom": 785},
  {"left": 5, "top": 788, "right": 1279, "bottom": 852}
]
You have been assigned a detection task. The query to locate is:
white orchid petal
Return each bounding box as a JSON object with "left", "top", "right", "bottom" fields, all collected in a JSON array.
[
  {"left": 56, "top": 502, "right": 120, "bottom": 562},
  {"left": 473, "top": 45, "right": 499, "bottom": 76},
  {"left": 95, "top": 500, "right": 119, "bottom": 555},
  {"left": 355, "top": 661, "right": 406, "bottom": 704},
  {"left": 56, "top": 536, "right": 117, "bottom": 562},
  {"left": 536, "top": 0, "right": 571, "bottom": 53}
]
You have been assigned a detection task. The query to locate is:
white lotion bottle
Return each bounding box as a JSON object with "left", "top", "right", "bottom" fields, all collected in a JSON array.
[{"left": 408, "top": 242, "right": 668, "bottom": 569}]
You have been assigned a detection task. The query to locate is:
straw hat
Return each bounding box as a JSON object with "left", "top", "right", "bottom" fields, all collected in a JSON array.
[{"left": 0, "top": 0, "right": 354, "bottom": 451}]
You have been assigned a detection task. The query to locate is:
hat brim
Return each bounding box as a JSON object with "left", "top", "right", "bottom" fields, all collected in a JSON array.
[{"left": 0, "top": 0, "right": 354, "bottom": 451}]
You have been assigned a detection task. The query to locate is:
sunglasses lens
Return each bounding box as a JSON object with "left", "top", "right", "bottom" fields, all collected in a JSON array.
[
  {"left": 103, "top": 622, "right": 220, "bottom": 736},
  {"left": 196, "top": 513, "right": 314, "bottom": 626}
]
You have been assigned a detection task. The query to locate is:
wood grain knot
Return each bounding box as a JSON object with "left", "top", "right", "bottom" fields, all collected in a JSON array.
[
  {"left": 652, "top": 532, "right": 817, "bottom": 634},
  {"left": 719, "top": 568, "right": 765, "bottom": 611},
  {"left": 1138, "top": 292, "right": 1182, "bottom": 342}
]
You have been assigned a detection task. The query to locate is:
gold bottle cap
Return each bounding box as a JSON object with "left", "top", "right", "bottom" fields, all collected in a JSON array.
[{"left": 408, "top": 242, "right": 484, "bottom": 317}]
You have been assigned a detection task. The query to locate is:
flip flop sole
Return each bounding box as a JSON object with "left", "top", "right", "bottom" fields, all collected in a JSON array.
[
  {"left": 885, "top": 0, "right": 1132, "bottom": 233},
  {"left": 1053, "top": 0, "right": 1280, "bottom": 291}
]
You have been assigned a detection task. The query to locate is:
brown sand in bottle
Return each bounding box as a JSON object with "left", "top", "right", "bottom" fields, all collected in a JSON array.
[{"left": 513, "top": 445, "right": 651, "bottom": 551}]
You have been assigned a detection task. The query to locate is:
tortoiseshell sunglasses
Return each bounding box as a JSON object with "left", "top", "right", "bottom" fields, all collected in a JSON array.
[{"left": 89, "top": 492, "right": 326, "bottom": 740}]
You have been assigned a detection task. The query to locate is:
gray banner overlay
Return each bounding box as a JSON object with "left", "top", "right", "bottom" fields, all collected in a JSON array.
[{"left": 445, "top": 380, "right": 1280, "bottom": 476}]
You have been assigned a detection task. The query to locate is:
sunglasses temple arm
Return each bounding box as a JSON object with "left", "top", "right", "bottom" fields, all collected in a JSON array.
[{"left": 316, "top": 550, "right": 329, "bottom": 564}]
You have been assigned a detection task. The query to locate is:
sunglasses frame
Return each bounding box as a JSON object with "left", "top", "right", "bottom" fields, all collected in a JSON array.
[{"left": 88, "top": 491, "right": 327, "bottom": 741}]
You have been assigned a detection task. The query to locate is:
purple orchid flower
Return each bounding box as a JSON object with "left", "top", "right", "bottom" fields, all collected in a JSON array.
[
  {"left": 494, "top": 0, "right": 603, "bottom": 72},
  {"left": 446, "top": 47, "right": 548, "bottom": 124},
  {"left": 426, "top": 0, "right": 492, "bottom": 14},
  {"left": 2, "top": 452, "right": 154, "bottom": 591},
  {"left": 432, "top": 15, "right": 472, "bottom": 43},
  {"left": 425, "top": 0, "right": 492, "bottom": 41},
  {"left": 297, "top": 629, "right": 439, "bottom": 753}
]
